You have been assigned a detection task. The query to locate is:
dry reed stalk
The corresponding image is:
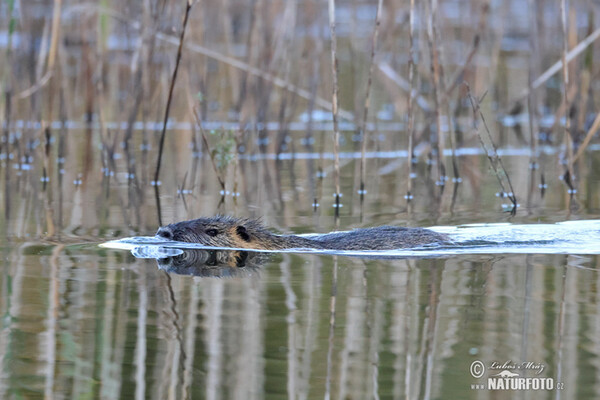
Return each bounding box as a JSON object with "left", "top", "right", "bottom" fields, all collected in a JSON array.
[
  {"left": 526, "top": 0, "right": 541, "bottom": 209},
  {"left": 305, "top": 8, "right": 324, "bottom": 212},
  {"left": 466, "top": 86, "right": 518, "bottom": 214},
  {"left": 141, "top": 0, "right": 159, "bottom": 190},
  {"left": 426, "top": 0, "right": 446, "bottom": 191},
  {"left": 221, "top": 0, "right": 241, "bottom": 103},
  {"left": 122, "top": 1, "right": 157, "bottom": 216},
  {"left": 2, "top": 90, "right": 10, "bottom": 221},
  {"left": 547, "top": 84, "right": 577, "bottom": 137},
  {"left": 328, "top": 0, "right": 341, "bottom": 219},
  {"left": 64, "top": 3, "right": 355, "bottom": 121},
  {"left": 405, "top": 0, "right": 416, "bottom": 203},
  {"left": 509, "top": 25, "right": 600, "bottom": 107},
  {"left": 444, "top": 2, "right": 489, "bottom": 98},
  {"left": 358, "top": 0, "right": 383, "bottom": 202},
  {"left": 57, "top": 83, "right": 67, "bottom": 232},
  {"left": 445, "top": 98, "right": 459, "bottom": 185},
  {"left": 376, "top": 61, "right": 431, "bottom": 112},
  {"left": 576, "top": 71, "right": 590, "bottom": 135},
  {"left": 234, "top": 0, "right": 258, "bottom": 115},
  {"left": 274, "top": 1, "right": 298, "bottom": 158},
  {"left": 440, "top": 1, "right": 489, "bottom": 184},
  {"left": 42, "top": 127, "right": 51, "bottom": 191},
  {"left": 527, "top": 0, "right": 540, "bottom": 166},
  {"left": 16, "top": 0, "right": 62, "bottom": 100},
  {"left": 42, "top": 127, "right": 56, "bottom": 237},
  {"left": 154, "top": 0, "right": 193, "bottom": 185},
  {"left": 2, "top": 0, "right": 14, "bottom": 219},
  {"left": 573, "top": 112, "right": 600, "bottom": 163},
  {"left": 560, "top": 0, "right": 575, "bottom": 194},
  {"left": 192, "top": 108, "right": 226, "bottom": 193}
]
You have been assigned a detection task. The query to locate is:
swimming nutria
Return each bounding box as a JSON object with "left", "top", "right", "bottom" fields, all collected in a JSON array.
[{"left": 156, "top": 216, "right": 448, "bottom": 250}]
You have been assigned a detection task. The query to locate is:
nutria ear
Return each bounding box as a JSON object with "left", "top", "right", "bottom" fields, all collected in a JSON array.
[{"left": 236, "top": 225, "right": 251, "bottom": 241}]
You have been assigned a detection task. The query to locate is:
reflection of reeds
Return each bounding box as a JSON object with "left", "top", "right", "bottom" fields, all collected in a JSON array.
[{"left": 325, "top": 256, "right": 338, "bottom": 399}]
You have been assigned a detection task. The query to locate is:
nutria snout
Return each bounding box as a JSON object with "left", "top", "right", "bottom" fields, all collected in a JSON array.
[{"left": 156, "top": 216, "right": 449, "bottom": 250}]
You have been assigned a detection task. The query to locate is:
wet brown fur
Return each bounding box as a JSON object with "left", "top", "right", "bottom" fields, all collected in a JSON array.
[{"left": 156, "top": 216, "right": 449, "bottom": 250}]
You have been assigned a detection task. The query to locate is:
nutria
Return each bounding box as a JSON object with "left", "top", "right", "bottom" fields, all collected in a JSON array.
[{"left": 156, "top": 216, "right": 449, "bottom": 250}]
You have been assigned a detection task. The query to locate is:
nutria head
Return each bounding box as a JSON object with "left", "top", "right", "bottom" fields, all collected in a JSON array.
[{"left": 156, "top": 216, "right": 270, "bottom": 249}]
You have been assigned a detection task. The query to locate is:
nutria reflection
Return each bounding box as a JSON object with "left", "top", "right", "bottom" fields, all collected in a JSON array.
[
  {"left": 157, "top": 249, "right": 267, "bottom": 277},
  {"left": 156, "top": 216, "right": 449, "bottom": 250}
]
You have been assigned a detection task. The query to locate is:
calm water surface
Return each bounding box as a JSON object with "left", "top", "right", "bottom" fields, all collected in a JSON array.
[{"left": 3, "top": 212, "right": 600, "bottom": 399}]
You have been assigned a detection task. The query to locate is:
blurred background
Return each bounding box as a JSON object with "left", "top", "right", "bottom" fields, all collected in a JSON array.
[{"left": 1, "top": 0, "right": 600, "bottom": 398}]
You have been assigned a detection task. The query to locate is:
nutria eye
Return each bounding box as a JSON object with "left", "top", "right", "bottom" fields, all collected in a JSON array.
[
  {"left": 206, "top": 228, "right": 219, "bottom": 237},
  {"left": 157, "top": 227, "right": 173, "bottom": 240}
]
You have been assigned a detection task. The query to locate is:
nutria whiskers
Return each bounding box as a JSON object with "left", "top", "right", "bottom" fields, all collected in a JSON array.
[{"left": 156, "top": 216, "right": 448, "bottom": 250}]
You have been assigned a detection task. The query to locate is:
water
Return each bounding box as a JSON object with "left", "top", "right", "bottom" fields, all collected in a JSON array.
[{"left": 4, "top": 238, "right": 599, "bottom": 399}]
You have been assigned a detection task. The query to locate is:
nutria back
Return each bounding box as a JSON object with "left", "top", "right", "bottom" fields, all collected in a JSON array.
[
  {"left": 156, "top": 216, "right": 449, "bottom": 250},
  {"left": 308, "top": 226, "right": 448, "bottom": 250}
]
